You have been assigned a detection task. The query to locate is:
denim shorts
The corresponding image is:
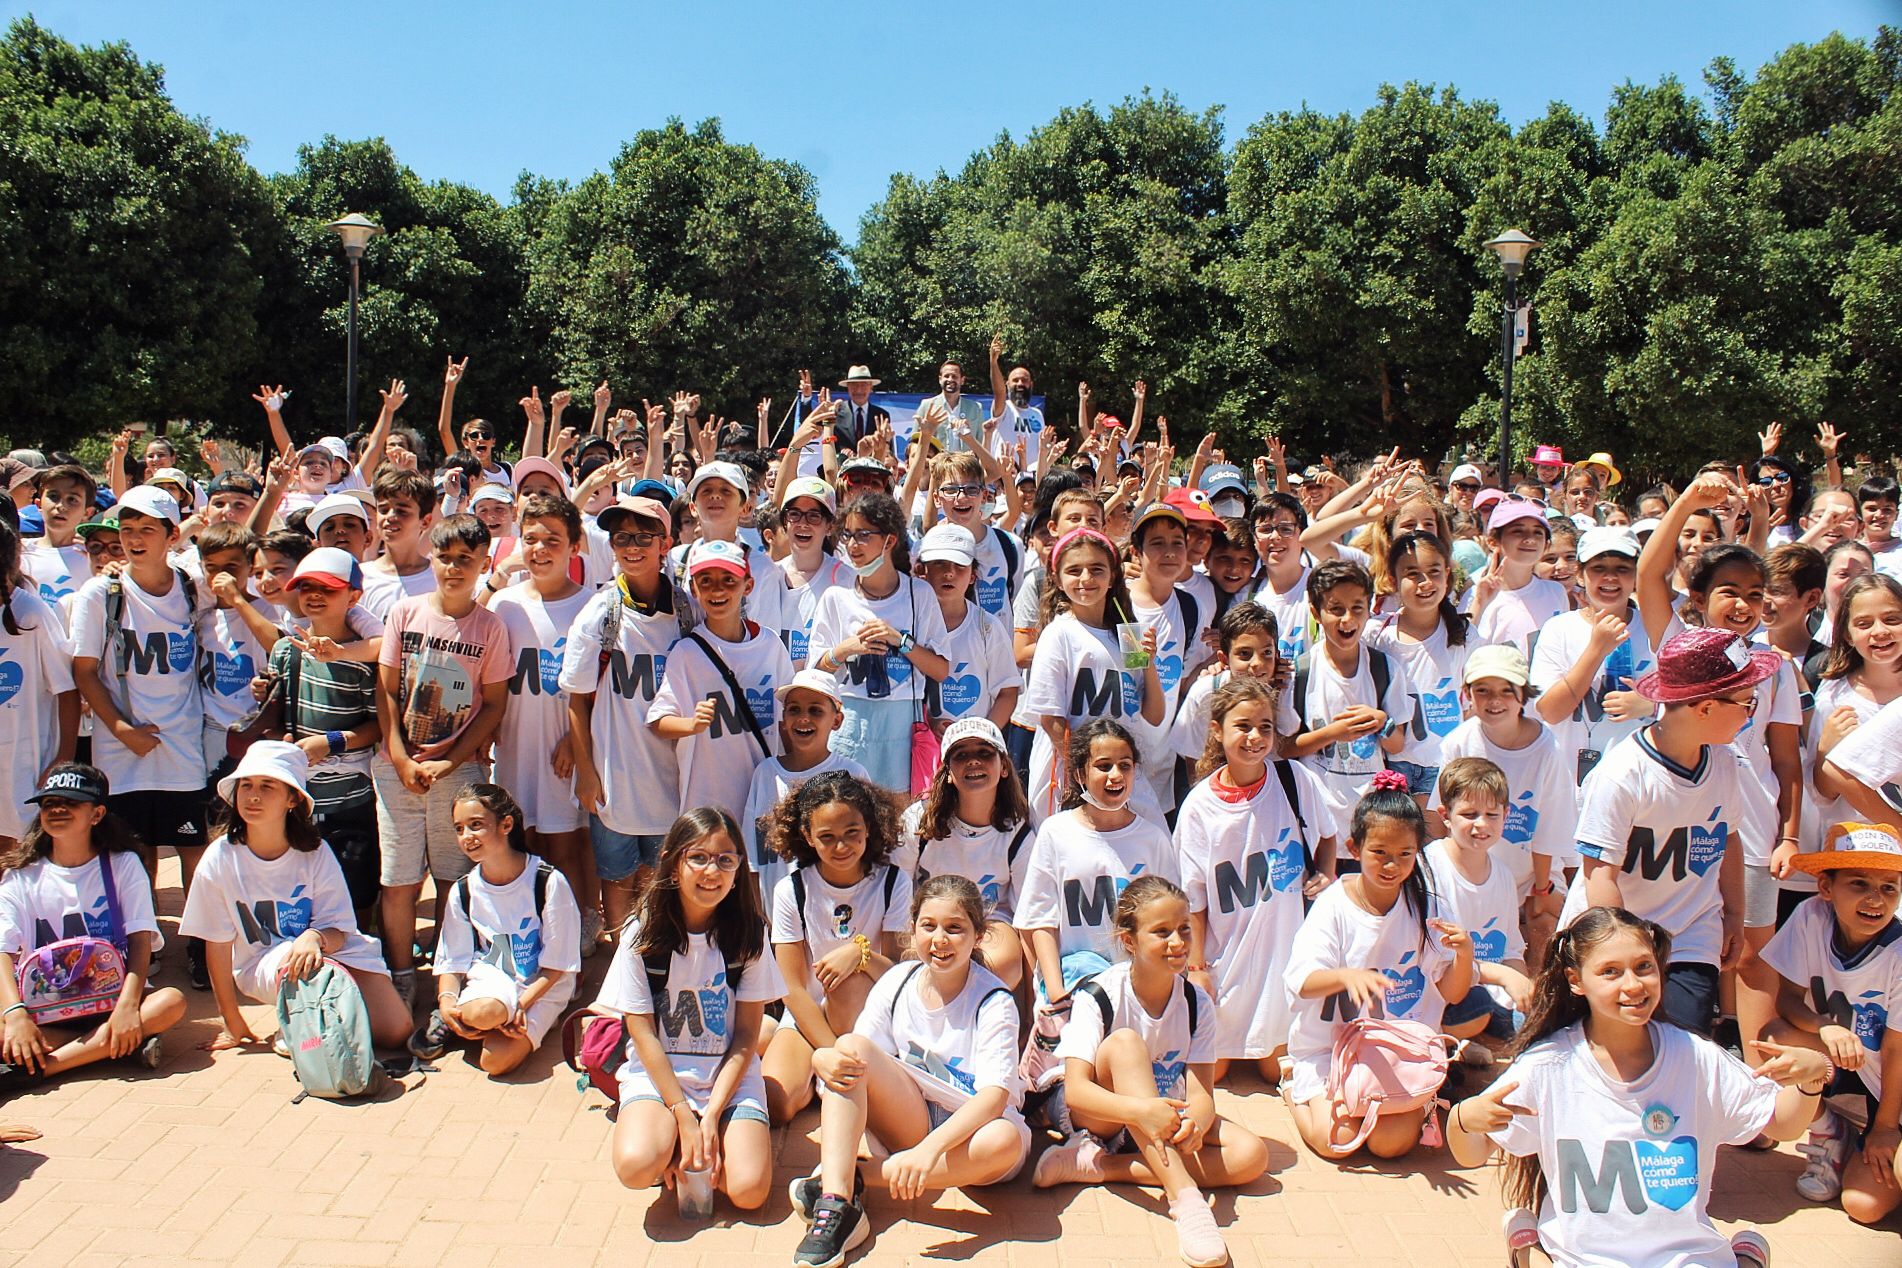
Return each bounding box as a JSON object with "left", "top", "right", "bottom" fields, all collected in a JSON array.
[
  {"left": 1386, "top": 759, "right": 1440, "bottom": 799},
  {"left": 1442, "top": 986, "right": 1520, "bottom": 1038},
  {"left": 589, "top": 815, "right": 663, "bottom": 882}
]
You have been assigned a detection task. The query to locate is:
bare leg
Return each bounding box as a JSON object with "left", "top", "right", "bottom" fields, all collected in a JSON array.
[
  {"left": 380, "top": 882, "right": 422, "bottom": 974},
  {"left": 1736, "top": 924, "right": 1779, "bottom": 1050},
  {"left": 349, "top": 967, "right": 415, "bottom": 1048},
  {"left": 1362, "top": 1107, "right": 1427, "bottom": 1159},
  {"left": 979, "top": 921, "right": 1024, "bottom": 991},
  {"left": 1068, "top": 1029, "right": 1199, "bottom": 1200},
  {"left": 822, "top": 971, "right": 873, "bottom": 1037},
  {"left": 719, "top": 1116, "right": 774, "bottom": 1208},
  {"left": 762, "top": 1024, "right": 816, "bottom": 1124},
  {"left": 600, "top": 873, "right": 638, "bottom": 939},
  {"left": 39, "top": 989, "right": 187, "bottom": 1076},
  {"left": 611, "top": 1099, "right": 679, "bottom": 1189},
  {"left": 458, "top": 995, "right": 509, "bottom": 1031},
  {"left": 478, "top": 1031, "right": 534, "bottom": 1076}
]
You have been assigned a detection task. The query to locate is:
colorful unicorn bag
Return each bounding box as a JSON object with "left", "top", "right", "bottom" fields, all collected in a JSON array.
[{"left": 14, "top": 854, "right": 128, "bottom": 1025}]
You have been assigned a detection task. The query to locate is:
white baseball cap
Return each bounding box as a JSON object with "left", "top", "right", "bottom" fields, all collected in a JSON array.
[
  {"left": 919, "top": 523, "right": 977, "bottom": 565},
  {"left": 686, "top": 461, "right": 749, "bottom": 500},
  {"left": 1449, "top": 463, "right": 1484, "bottom": 485},
  {"left": 774, "top": 667, "right": 844, "bottom": 706},
  {"left": 1578, "top": 526, "right": 1641, "bottom": 564},
  {"left": 116, "top": 484, "right": 181, "bottom": 526},
  {"left": 307, "top": 491, "right": 371, "bottom": 533},
  {"left": 941, "top": 717, "right": 1009, "bottom": 757}
]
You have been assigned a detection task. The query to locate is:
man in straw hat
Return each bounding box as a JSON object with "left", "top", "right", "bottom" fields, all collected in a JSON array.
[
  {"left": 1558, "top": 626, "right": 1783, "bottom": 1036},
  {"left": 1757, "top": 820, "right": 1902, "bottom": 1221}
]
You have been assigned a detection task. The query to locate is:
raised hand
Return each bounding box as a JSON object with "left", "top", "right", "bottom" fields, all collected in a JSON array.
[
  {"left": 594, "top": 379, "right": 612, "bottom": 410},
  {"left": 519, "top": 386, "right": 545, "bottom": 425},
  {"left": 1817, "top": 420, "right": 1843, "bottom": 461},
  {"left": 1266, "top": 434, "right": 1286, "bottom": 467},
  {"left": 1758, "top": 421, "right": 1782, "bottom": 455},
  {"left": 990, "top": 332, "right": 1005, "bottom": 360},
  {"left": 797, "top": 368, "right": 813, "bottom": 397},
  {"left": 444, "top": 355, "right": 469, "bottom": 385},
  {"left": 380, "top": 378, "right": 407, "bottom": 413},
  {"left": 549, "top": 388, "right": 572, "bottom": 412},
  {"left": 252, "top": 384, "right": 289, "bottom": 413}
]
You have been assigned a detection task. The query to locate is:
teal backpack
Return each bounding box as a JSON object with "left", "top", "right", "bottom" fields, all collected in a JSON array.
[{"left": 276, "top": 961, "right": 384, "bottom": 1101}]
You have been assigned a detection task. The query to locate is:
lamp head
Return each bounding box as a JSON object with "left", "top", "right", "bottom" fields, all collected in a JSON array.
[
  {"left": 1483, "top": 228, "right": 1541, "bottom": 278},
  {"left": 325, "top": 212, "right": 384, "bottom": 261}
]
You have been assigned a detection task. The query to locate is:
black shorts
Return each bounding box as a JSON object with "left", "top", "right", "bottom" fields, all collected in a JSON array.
[{"left": 107, "top": 788, "right": 210, "bottom": 851}]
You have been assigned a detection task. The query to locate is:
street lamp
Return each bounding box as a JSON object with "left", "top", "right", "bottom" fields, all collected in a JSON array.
[
  {"left": 325, "top": 212, "right": 384, "bottom": 434},
  {"left": 1482, "top": 229, "right": 1541, "bottom": 483}
]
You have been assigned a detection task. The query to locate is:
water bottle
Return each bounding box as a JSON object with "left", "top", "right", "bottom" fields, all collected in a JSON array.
[{"left": 676, "top": 1161, "right": 715, "bottom": 1220}]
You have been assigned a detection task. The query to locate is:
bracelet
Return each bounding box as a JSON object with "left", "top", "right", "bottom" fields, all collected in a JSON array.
[
  {"left": 1777, "top": 835, "right": 1801, "bottom": 843},
  {"left": 1798, "top": 1056, "right": 1835, "bottom": 1096},
  {"left": 2, "top": 1001, "right": 27, "bottom": 1018},
  {"left": 326, "top": 730, "right": 347, "bottom": 757},
  {"left": 666, "top": 1100, "right": 692, "bottom": 1113},
  {"left": 852, "top": 933, "right": 872, "bottom": 972},
  {"left": 1185, "top": 963, "right": 1211, "bottom": 974}
]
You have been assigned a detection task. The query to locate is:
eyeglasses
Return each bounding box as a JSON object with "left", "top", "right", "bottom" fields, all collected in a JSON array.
[
  {"left": 610, "top": 531, "right": 661, "bottom": 549},
  {"left": 837, "top": 528, "right": 888, "bottom": 546},
  {"left": 1452, "top": 481, "right": 1482, "bottom": 494},
  {"left": 938, "top": 483, "right": 983, "bottom": 499},
  {"left": 1710, "top": 691, "right": 1758, "bottom": 711},
  {"left": 782, "top": 508, "right": 829, "bottom": 526},
  {"left": 682, "top": 851, "right": 741, "bottom": 873},
  {"left": 1757, "top": 472, "right": 1792, "bottom": 486},
  {"left": 1258, "top": 521, "right": 1302, "bottom": 538},
  {"left": 844, "top": 473, "right": 885, "bottom": 485}
]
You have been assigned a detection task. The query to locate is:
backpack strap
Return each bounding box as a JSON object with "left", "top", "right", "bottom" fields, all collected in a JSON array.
[
  {"left": 1292, "top": 653, "right": 1311, "bottom": 734},
  {"left": 790, "top": 869, "right": 807, "bottom": 928},
  {"left": 1074, "top": 976, "right": 1113, "bottom": 1034},
  {"left": 1181, "top": 976, "right": 1199, "bottom": 1037},
  {"left": 686, "top": 630, "right": 769, "bottom": 758},
  {"left": 597, "top": 577, "right": 628, "bottom": 677},
  {"left": 881, "top": 863, "right": 899, "bottom": 908},
  {"left": 104, "top": 574, "right": 128, "bottom": 675},
  {"left": 1174, "top": 586, "right": 1200, "bottom": 657},
  {"left": 996, "top": 530, "right": 1021, "bottom": 599},
  {"left": 1369, "top": 646, "right": 1392, "bottom": 708},
  {"left": 641, "top": 947, "right": 672, "bottom": 995},
  {"left": 97, "top": 852, "right": 126, "bottom": 953},
  {"left": 532, "top": 860, "right": 553, "bottom": 924},
  {"left": 1005, "top": 820, "right": 1033, "bottom": 867},
  {"left": 1273, "top": 759, "right": 1311, "bottom": 873},
  {"left": 888, "top": 961, "right": 927, "bottom": 1028}
]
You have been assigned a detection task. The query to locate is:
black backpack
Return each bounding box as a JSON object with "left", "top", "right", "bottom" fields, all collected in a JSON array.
[{"left": 1290, "top": 647, "right": 1394, "bottom": 734}]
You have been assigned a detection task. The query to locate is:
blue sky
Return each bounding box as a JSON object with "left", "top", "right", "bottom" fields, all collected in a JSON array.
[{"left": 6, "top": 1, "right": 1892, "bottom": 238}]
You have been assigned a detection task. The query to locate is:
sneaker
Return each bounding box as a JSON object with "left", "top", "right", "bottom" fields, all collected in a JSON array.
[
  {"left": 792, "top": 1193, "right": 869, "bottom": 1267},
  {"left": 580, "top": 907, "right": 605, "bottom": 959},
  {"left": 1032, "top": 1133, "right": 1108, "bottom": 1188},
  {"left": 1168, "top": 1187, "right": 1228, "bottom": 1267},
  {"left": 408, "top": 1010, "right": 449, "bottom": 1061},
  {"left": 1503, "top": 1207, "right": 1540, "bottom": 1268},
  {"left": 391, "top": 968, "right": 417, "bottom": 1015},
  {"left": 137, "top": 1035, "right": 163, "bottom": 1070},
  {"left": 1794, "top": 1109, "right": 1851, "bottom": 1202},
  {"left": 1730, "top": 1228, "right": 1771, "bottom": 1267},
  {"left": 271, "top": 1033, "right": 291, "bottom": 1059},
  {"left": 149, "top": 927, "right": 165, "bottom": 964},
  {"left": 790, "top": 1167, "right": 861, "bottom": 1223},
  {"left": 186, "top": 937, "right": 209, "bottom": 991}
]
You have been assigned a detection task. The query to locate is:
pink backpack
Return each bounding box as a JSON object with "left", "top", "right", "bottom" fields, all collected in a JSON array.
[
  {"left": 1324, "top": 1015, "right": 1454, "bottom": 1152},
  {"left": 14, "top": 855, "right": 127, "bottom": 1026}
]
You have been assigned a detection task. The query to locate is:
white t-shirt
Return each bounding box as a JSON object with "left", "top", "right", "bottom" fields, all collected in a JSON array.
[
  {"left": 808, "top": 576, "right": 948, "bottom": 704},
  {"left": 1021, "top": 614, "right": 1167, "bottom": 825},
  {"left": 667, "top": 538, "right": 787, "bottom": 635},
  {"left": 770, "top": 863, "right": 913, "bottom": 1002},
  {"left": 199, "top": 604, "right": 275, "bottom": 736},
  {"left": 1292, "top": 644, "right": 1415, "bottom": 805},
  {"left": 1130, "top": 588, "right": 1215, "bottom": 809},
  {"left": 741, "top": 751, "right": 870, "bottom": 904},
  {"left": 779, "top": 554, "right": 850, "bottom": 669},
  {"left": 434, "top": 856, "right": 582, "bottom": 1009},
  {"left": 969, "top": 525, "right": 1022, "bottom": 621},
  {"left": 929, "top": 602, "right": 1017, "bottom": 726},
  {"left": 1369, "top": 617, "right": 1470, "bottom": 771},
  {"left": 1424, "top": 840, "right": 1525, "bottom": 1008},
  {"left": 1528, "top": 605, "right": 1659, "bottom": 782},
  {"left": 177, "top": 834, "right": 387, "bottom": 987},
  {"left": 491, "top": 584, "right": 593, "bottom": 833},
  {"left": 1169, "top": 669, "right": 1301, "bottom": 764},
  {"left": 646, "top": 623, "right": 792, "bottom": 823},
  {"left": 0, "top": 851, "right": 158, "bottom": 954},
  {"left": 1797, "top": 675, "right": 1893, "bottom": 890},
  {"left": 1241, "top": 566, "right": 1311, "bottom": 663},
  {"left": 1729, "top": 641, "right": 1803, "bottom": 867},
  {"left": 1177, "top": 762, "right": 1338, "bottom": 1058},
  {"left": 68, "top": 571, "right": 206, "bottom": 793},
  {"left": 1014, "top": 810, "right": 1178, "bottom": 965},
  {"left": 1558, "top": 732, "right": 1748, "bottom": 968},
  {"left": 0, "top": 586, "right": 74, "bottom": 840},
  {"left": 897, "top": 801, "right": 1034, "bottom": 924},
  {"left": 1818, "top": 690, "right": 1902, "bottom": 808},
  {"left": 21, "top": 541, "right": 88, "bottom": 607},
  {"left": 1760, "top": 897, "right": 1902, "bottom": 1103},
  {"left": 1474, "top": 575, "right": 1570, "bottom": 659},
  {"left": 596, "top": 923, "right": 785, "bottom": 1093},
  {"left": 1431, "top": 718, "right": 1581, "bottom": 891},
  {"left": 358, "top": 563, "right": 436, "bottom": 623},
  {"left": 1490, "top": 1024, "right": 1778, "bottom": 1268},
  {"left": 992, "top": 401, "right": 1044, "bottom": 467},
  {"left": 557, "top": 584, "right": 690, "bottom": 836},
  {"left": 1054, "top": 961, "right": 1214, "bottom": 1098},
  {"left": 1283, "top": 880, "right": 1451, "bottom": 1098},
  {"left": 856, "top": 961, "right": 1023, "bottom": 1112}
]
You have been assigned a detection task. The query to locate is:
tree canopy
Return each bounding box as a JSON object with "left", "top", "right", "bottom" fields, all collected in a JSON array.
[{"left": 1, "top": 15, "right": 1896, "bottom": 476}]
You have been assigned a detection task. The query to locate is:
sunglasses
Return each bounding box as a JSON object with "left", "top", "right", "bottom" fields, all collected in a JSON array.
[
  {"left": 1757, "top": 472, "right": 1792, "bottom": 486},
  {"left": 1452, "top": 481, "right": 1482, "bottom": 494}
]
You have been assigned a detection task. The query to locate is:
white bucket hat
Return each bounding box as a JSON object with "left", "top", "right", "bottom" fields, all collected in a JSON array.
[{"left": 216, "top": 740, "right": 315, "bottom": 814}]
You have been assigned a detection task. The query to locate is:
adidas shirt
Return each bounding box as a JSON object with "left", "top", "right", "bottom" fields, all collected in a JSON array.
[
  {"left": 1559, "top": 731, "right": 1747, "bottom": 969},
  {"left": 1054, "top": 962, "right": 1214, "bottom": 1100}
]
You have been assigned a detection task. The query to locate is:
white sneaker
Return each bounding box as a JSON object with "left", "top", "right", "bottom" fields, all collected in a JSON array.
[
  {"left": 1794, "top": 1109, "right": 1850, "bottom": 1202},
  {"left": 1730, "top": 1228, "right": 1771, "bottom": 1267},
  {"left": 580, "top": 907, "right": 605, "bottom": 958}
]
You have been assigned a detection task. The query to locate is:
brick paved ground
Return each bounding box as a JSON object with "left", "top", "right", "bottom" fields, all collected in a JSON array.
[{"left": 1, "top": 859, "right": 1896, "bottom": 1267}]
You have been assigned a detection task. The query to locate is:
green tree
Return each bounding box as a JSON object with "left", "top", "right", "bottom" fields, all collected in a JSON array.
[
  {"left": 522, "top": 118, "right": 848, "bottom": 431},
  {"left": 851, "top": 92, "right": 1230, "bottom": 432},
  {"left": 0, "top": 18, "right": 269, "bottom": 451}
]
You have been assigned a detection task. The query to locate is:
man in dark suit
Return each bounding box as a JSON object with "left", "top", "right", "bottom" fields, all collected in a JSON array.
[{"left": 833, "top": 365, "right": 888, "bottom": 452}]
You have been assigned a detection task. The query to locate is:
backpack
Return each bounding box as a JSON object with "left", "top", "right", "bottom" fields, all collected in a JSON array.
[
  {"left": 884, "top": 961, "right": 1011, "bottom": 1030},
  {"left": 450, "top": 861, "right": 555, "bottom": 966},
  {"left": 275, "top": 959, "right": 385, "bottom": 1101},
  {"left": 101, "top": 566, "right": 214, "bottom": 718},
  {"left": 1272, "top": 759, "right": 1312, "bottom": 877},
  {"left": 1021, "top": 969, "right": 1202, "bottom": 1093},
  {"left": 1323, "top": 1015, "right": 1454, "bottom": 1153},
  {"left": 559, "top": 940, "right": 749, "bottom": 1102},
  {"left": 596, "top": 574, "right": 695, "bottom": 677},
  {"left": 1290, "top": 646, "right": 1394, "bottom": 734},
  {"left": 1074, "top": 972, "right": 1201, "bottom": 1038},
  {"left": 14, "top": 854, "right": 126, "bottom": 1025},
  {"left": 994, "top": 529, "right": 1022, "bottom": 604}
]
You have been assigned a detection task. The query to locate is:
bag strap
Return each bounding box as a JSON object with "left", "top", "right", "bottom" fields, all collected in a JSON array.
[
  {"left": 1292, "top": 653, "right": 1311, "bottom": 733},
  {"left": 881, "top": 863, "right": 899, "bottom": 908},
  {"left": 1174, "top": 586, "right": 1199, "bottom": 661},
  {"left": 532, "top": 860, "right": 553, "bottom": 924},
  {"left": 1005, "top": 820, "right": 1033, "bottom": 866},
  {"left": 791, "top": 868, "right": 807, "bottom": 926},
  {"left": 1074, "top": 977, "right": 1113, "bottom": 1034},
  {"left": 888, "top": 961, "right": 926, "bottom": 1028},
  {"left": 1273, "top": 759, "right": 1311, "bottom": 874},
  {"left": 598, "top": 577, "right": 628, "bottom": 676},
  {"left": 1181, "top": 975, "right": 1199, "bottom": 1036},
  {"left": 996, "top": 530, "right": 1021, "bottom": 598},
  {"left": 685, "top": 630, "right": 769, "bottom": 758},
  {"left": 96, "top": 852, "right": 126, "bottom": 953},
  {"left": 1369, "top": 646, "right": 1392, "bottom": 707}
]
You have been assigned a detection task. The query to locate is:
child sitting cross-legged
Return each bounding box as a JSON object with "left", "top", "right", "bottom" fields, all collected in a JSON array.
[{"left": 409, "top": 783, "right": 582, "bottom": 1076}]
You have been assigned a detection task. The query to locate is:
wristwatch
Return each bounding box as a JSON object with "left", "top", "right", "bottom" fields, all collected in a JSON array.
[{"left": 897, "top": 632, "right": 915, "bottom": 654}]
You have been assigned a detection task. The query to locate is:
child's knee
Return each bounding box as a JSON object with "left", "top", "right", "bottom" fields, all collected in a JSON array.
[
  {"left": 1098, "top": 1027, "right": 1149, "bottom": 1060},
  {"left": 460, "top": 996, "right": 509, "bottom": 1030},
  {"left": 1227, "top": 1124, "right": 1271, "bottom": 1180},
  {"left": 1841, "top": 1173, "right": 1902, "bottom": 1225},
  {"left": 612, "top": 1138, "right": 666, "bottom": 1189},
  {"left": 478, "top": 1040, "right": 527, "bottom": 1077},
  {"left": 146, "top": 987, "right": 188, "bottom": 1029},
  {"left": 833, "top": 1031, "right": 876, "bottom": 1063},
  {"left": 1364, "top": 1113, "right": 1423, "bottom": 1159}
]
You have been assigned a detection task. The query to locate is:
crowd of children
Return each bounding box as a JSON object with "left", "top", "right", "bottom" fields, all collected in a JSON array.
[{"left": 0, "top": 371, "right": 1899, "bottom": 1265}]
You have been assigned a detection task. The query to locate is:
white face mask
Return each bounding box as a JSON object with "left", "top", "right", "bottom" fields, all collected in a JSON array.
[
  {"left": 1212, "top": 496, "right": 1245, "bottom": 519},
  {"left": 1080, "top": 786, "right": 1128, "bottom": 813}
]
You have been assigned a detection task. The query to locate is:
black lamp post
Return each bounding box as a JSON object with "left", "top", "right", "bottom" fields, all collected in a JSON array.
[
  {"left": 325, "top": 213, "right": 384, "bottom": 433},
  {"left": 1482, "top": 229, "right": 1541, "bottom": 483}
]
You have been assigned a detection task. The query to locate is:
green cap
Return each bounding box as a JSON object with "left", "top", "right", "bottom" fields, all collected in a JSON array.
[{"left": 75, "top": 513, "right": 120, "bottom": 539}]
